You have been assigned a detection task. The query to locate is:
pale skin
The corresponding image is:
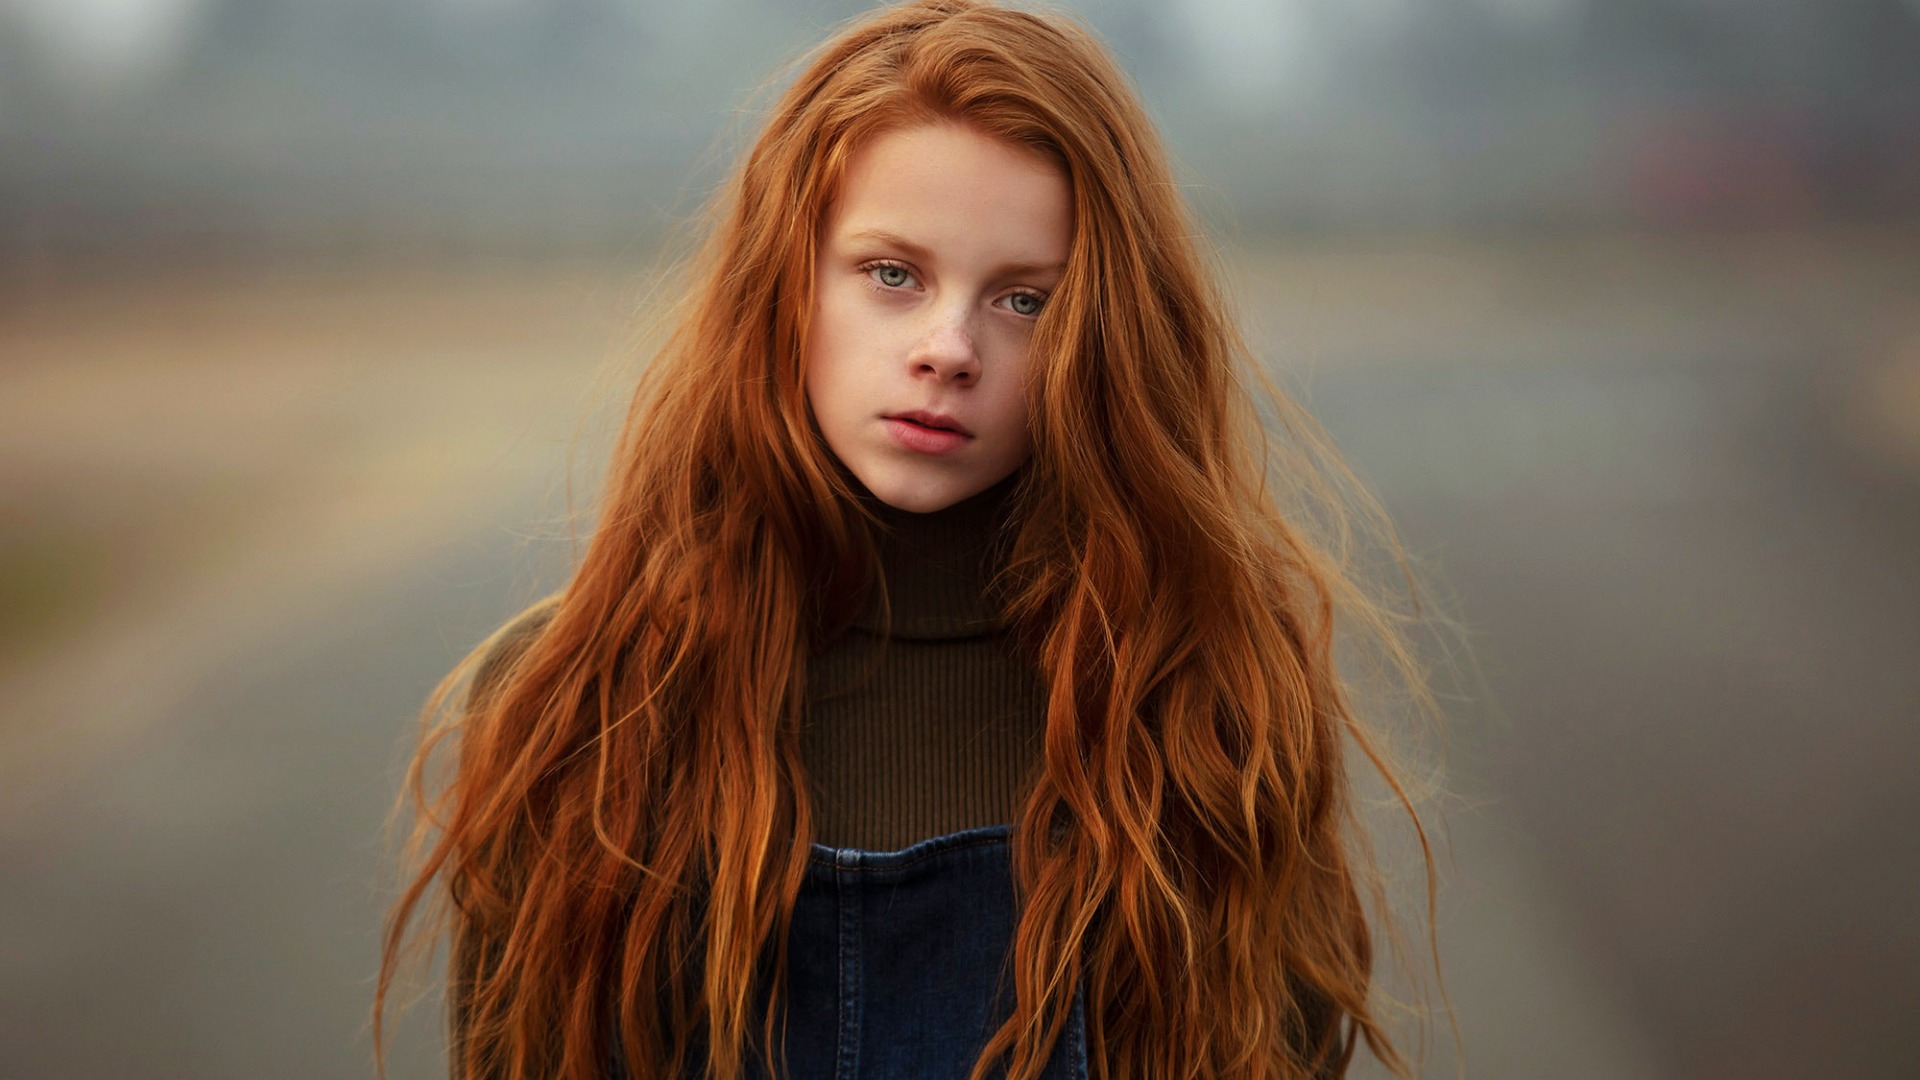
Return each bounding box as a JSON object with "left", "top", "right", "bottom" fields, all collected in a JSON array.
[{"left": 805, "top": 121, "right": 1073, "bottom": 514}]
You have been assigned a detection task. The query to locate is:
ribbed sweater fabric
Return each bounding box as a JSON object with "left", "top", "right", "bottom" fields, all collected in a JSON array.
[
  {"left": 799, "top": 470, "right": 1046, "bottom": 851},
  {"left": 469, "top": 470, "right": 1047, "bottom": 854}
]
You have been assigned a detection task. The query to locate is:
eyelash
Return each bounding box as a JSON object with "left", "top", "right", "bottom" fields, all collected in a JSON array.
[{"left": 856, "top": 260, "right": 1048, "bottom": 317}]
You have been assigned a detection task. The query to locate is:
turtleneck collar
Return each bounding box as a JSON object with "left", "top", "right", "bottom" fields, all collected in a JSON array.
[{"left": 850, "top": 469, "right": 1022, "bottom": 641}]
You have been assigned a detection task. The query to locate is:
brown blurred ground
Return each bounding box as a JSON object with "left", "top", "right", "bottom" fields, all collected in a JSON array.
[{"left": 0, "top": 262, "right": 647, "bottom": 813}]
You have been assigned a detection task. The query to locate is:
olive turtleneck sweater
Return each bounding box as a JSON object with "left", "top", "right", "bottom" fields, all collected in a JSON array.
[
  {"left": 799, "top": 471, "right": 1048, "bottom": 851},
  {"left": 468, "top": 471, "right": 1048, "bottom": 853}
]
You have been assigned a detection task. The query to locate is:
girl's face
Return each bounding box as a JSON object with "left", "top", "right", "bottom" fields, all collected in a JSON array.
[{"left": 805, "top": 121, "right": 1071, "bottom": 514}]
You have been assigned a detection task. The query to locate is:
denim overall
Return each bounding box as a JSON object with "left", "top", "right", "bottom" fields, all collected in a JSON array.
[{"left": 629, "top": 823, "right": 1088, "bottom": 1080}]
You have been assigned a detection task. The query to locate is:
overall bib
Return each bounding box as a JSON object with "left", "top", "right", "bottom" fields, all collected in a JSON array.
[{"left": 629, "top": 824, "right": 1089, "bottom": 1080}]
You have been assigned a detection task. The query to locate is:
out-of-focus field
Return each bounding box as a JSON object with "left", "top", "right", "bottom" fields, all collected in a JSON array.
[
  {"left": 0, "top": 262, "right": 649, "bottom": 810},
  {"left": 2, "top": 223, "right": 1918, "bottom": 1079}
]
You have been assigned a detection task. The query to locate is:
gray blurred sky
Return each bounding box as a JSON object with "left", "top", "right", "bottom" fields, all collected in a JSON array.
[{"left": 3, "top": 0, "right": 1918, "bottom": 265}]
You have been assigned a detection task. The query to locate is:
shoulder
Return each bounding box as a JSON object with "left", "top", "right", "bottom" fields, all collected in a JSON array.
[{"left": 467, "top": 596, "right": 563, "bottom": 710}]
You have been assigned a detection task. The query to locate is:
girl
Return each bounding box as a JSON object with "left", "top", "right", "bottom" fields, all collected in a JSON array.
[{"left": 380, "top": 2, "right": 1444, "bottom": 1078}]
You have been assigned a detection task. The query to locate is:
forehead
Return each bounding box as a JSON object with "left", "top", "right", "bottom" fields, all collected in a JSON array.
[{"left": 822, "top": 122, "right": 1071, "bottom": 260}]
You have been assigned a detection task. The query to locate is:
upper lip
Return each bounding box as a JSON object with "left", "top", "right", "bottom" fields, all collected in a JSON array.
[{"left": 888, "top": 410, "right": 973, "bottom": 437}]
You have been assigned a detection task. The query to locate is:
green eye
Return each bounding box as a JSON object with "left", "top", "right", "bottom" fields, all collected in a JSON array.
[{"left": 870, "top": 265, "right": 913, "bottom": 288}]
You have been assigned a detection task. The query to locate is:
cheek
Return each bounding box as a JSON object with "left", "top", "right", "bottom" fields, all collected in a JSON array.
[
  {"left": 804, "top": 299, "right": 876, "bottom": 447},
  {"left": 809, "top": 287, "right": 897, "bottom": 413},
  {"left": 986, "top": 341, "right": 1037, "bottom": 434},
  {"left": 808, "top": 285, "right": 861, "bottom": 363},
  {"left": 803, "top": 297, "right": 847, "bottom": 411}
]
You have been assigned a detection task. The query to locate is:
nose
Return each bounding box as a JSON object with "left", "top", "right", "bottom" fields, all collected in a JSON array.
[{"left": 907, "top": 308, "right": 980, "bottom": 384}]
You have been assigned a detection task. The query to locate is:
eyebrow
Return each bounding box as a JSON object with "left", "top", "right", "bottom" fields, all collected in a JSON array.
[{"left": 843, "top": 228, "right": 1067, "bottom": 279}]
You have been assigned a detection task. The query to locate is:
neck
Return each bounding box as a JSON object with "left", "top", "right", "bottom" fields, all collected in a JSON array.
[{"left": 852, "top": 470, "right": 1022, "bottom": 640}]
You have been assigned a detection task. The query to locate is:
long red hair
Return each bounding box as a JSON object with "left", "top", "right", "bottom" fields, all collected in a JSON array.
[{"left": 378, "top": 2, "right": 1447, "bottom": 1078}]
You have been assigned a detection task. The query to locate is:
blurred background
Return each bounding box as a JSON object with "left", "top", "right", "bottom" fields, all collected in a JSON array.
[{"left": 2, "top": 1, "right": 1917, "bottom": 1077}]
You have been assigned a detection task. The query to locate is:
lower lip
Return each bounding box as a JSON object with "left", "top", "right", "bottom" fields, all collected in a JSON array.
[{"left": 885, "top": 417, "right": 972, "bottom": 455}]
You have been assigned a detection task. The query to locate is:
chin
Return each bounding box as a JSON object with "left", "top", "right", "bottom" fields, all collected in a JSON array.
[
  {"left": 873, "top": 485, "right": 968, "bottom": 515},
  {"left": 860, "top": 469, "right": 974, "bottom": 514}
]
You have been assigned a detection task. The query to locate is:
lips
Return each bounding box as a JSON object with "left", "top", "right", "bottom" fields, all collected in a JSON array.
[{"left": 887, "top": 410, "right": 973, "bottom": 437}]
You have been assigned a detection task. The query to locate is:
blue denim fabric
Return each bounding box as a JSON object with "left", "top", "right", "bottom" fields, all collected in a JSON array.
[{"left": 624, "top": 824, "right": 1087, "bottom": 1080}]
